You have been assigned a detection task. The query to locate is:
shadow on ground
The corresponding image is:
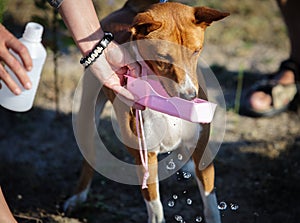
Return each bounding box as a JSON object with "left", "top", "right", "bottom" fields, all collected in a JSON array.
[{"left": 0, "top": 66, "right": 299, "bottom": 223}]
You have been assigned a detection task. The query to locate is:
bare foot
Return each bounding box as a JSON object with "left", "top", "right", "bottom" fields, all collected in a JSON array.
[{"left": 249, "top": 70, "right": 295, "bottom": 111}]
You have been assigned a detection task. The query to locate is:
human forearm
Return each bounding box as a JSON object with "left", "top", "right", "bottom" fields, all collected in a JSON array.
[
  {"left": 53, "top": 0, "right": 141, "bottom": 104},
  {"left": 58, "top": 0, "right": 104, "bottom": 56}
]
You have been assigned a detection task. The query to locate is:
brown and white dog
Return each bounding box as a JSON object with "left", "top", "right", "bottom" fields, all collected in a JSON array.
[{"left": 65, "top": 2, "right": 229, "bottom": 223}]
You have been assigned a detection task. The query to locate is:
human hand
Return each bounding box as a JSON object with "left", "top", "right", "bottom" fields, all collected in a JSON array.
[
  {"left": 88, "top": 40, "right": 143, "bottom": 108},
  {"left": 0, "top": 24, "right": 32, "bottom": 95}
]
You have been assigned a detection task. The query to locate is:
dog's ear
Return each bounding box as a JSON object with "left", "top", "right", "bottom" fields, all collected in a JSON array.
[
  {"left": 194, "top": 6, "right": 229, "bottom": 28},
  {"left": 131, "top": 12, "right": 162, "bottom": 38}
]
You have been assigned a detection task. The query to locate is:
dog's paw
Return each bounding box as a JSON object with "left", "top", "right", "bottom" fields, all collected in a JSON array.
[
  {"left": 63, "top": 189, "right": 89, "bottom": 214},
  {"left": 203, "top": 203, "right": 221, "bottom": 223}
]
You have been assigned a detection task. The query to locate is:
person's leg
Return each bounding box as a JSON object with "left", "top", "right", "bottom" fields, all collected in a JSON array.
[
  {"left": 247, "top": 0, "right": 299, "bottom": 114},
  {"left": 0, "top": 187, "right": 17, "bottom": 223}
]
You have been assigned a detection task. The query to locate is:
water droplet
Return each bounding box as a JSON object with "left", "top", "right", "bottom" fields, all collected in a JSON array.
[
  {"left": 183, "top": 171, "right": 192, "bottom": 179},
  {"left": 166, "top": 159, "right": 176, "bottom": 170},
  {"left": 168, "top": 151, "right": 171, "bottom": 154},
  {"left": 186, "top": 198, "right": 193, "bottom": 205},
  {"left": 182, "top": 190, "right": 187, "bottom": 194},
  {"left": 195, "top": 216, "right": 202, "bottom": 222},
  {"left": 230, "top": 203, "right": 239, "bottom": 211},
  {"left": 218, "top": 201, "right": 227, "bottom": 210},
  {"left": 253, "top": 212, "right": 259, "bottom": 217},
  {"left": 168, "top": 199, "right": 175, "bottom": 207},
  {"left": 177, "top": 153, "right": 183, "bottom": 160},
  {"left": 174, "top": 215, "right": 183, "bottom": 222},
  {"left": 173, "top": 194, "right": 178, "bottom": 200}
]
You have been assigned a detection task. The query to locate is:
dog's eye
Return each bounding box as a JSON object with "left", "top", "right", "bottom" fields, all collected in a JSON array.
[{"left": 193, "top": 50, "right": 201, "bottom": 55}]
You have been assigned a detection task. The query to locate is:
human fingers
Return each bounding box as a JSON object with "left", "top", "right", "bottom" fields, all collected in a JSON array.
[
  {"left": 105, "top": 41, "right": 141, "bottom": 78},
  {"left": 122, "top": 48, "right": 141, "bottom": 78},
  {"left": 7, "top": 36, "right": 32, "bottom": 71},
  {"left": 0, "top": 63, "right": 22, "bottom": 95},
  {"left": 102, "top": 72, "right": 144, "bottom": 110},
  {"left": 108, "top": 84, "right": 144, "bottom": 110},
  {"left": 0, "top": 48, "right": 32, "bottom": 91},
  {"left": 126, "top": 61, "right": 141, "bottom": 78},
  {"left": 0, "top": 25, "right": 32, "bottom": 91}
]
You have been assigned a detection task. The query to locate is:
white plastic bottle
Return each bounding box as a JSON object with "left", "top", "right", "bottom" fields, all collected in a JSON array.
[{"left": 0, "top": 22, "right": 47, "bottom": 112}]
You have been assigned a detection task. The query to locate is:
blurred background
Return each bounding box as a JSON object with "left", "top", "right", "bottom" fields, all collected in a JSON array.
[{"left": 0, "top": 0, "right": 299, "bottom": 222}]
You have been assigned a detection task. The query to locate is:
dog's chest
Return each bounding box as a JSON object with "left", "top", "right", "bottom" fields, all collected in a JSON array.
[{"left": 141, "top": 108, "right": 201, "bottom": 154}]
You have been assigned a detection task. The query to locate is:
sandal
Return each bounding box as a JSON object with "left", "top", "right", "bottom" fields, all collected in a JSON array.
[{"left": 240, "top": 59, "right": 299, "bottom": 117}]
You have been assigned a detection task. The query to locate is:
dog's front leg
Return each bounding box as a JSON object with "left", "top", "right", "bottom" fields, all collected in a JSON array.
[
  {"left": 195, "top": 163, "right": 221, "bottom": 223},
  {"left": 64, "top": 69, "right": 107, "bottom": 212},
  {"left": 144, "top": 195, "right": 165, "bottom": 223},
  {"left": 193, "top": 124, "right": 221, "bottom": 223},
  {"left": 132, "top": 151, "right": 165, "bottom": 223}
]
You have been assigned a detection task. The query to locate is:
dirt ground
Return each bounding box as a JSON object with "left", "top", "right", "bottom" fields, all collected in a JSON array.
[
  {"left": 1, "top": 1, "right": 300, "bottom": 223},
  {"left": 1, "top": 57, "right": 299, "bottom": 223}
]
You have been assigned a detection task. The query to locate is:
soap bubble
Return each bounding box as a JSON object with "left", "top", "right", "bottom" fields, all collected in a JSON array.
[
  {"left": 217, "top": 201, "right": 227, "bottom": 210},
  {"left": 230, "top": 203, "right": 239, "bottom": 211},
  {"left": 183, "top": 171, "right": 192, "bottom": 179},
  {"left": 168, "top": 199, "right": 175, "bottom": 207},
  {"left": 195, "top": 216, "right": 202, "bottom": 222},
  {"left": 174, "top": 215, "right": 183, "bottom": 222},
  {"left": 166, "top": 159, "right": 176, "bottom": 170},
  {"left": 173, "top": 194, "right": 178, "bottom": 200},
  {"left": 177, "top": 153, "right": 183, "bottom": 160},
  {"left": 186, "top": 198, "right": 193, "bottom": 205}
]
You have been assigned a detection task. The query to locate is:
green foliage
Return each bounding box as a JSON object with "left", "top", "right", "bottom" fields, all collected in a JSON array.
[
  {"left": 34, "top": 0, "right": 49, "bottom": 10},
  {"left": 0, "top": 0, "right": 8, "bottom": 23},
  {"left": 32, "top": 0, "right": 75, "bottom": 52},
  {"left": 234, "top": 66, "right": 244, "bottom": 114}
]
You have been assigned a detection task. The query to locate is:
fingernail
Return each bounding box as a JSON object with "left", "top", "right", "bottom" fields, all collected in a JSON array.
[
  {"left": 14, "top": 88, "right": 21, "bottom": 95},
  {"left": 25, "top": 82, "right": 32, "bottom": 90},
  {"left": 27, "top": 66, "right": 32, "bottom": 71}
]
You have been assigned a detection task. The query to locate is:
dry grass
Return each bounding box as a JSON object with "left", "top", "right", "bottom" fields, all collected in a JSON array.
[
  {"left": 1, "top": 2, "right": 299, "bottom": 223},
  {"left": 4, "top": 0, "right": 287, "bottom": 47},
  {"left": 2, "top": 0, "right": 290, "bottom": 112}
]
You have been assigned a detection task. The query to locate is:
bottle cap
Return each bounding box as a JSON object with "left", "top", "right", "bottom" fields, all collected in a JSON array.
[{"left": 22, "top": 22, "right": 44, "bottom": 42}]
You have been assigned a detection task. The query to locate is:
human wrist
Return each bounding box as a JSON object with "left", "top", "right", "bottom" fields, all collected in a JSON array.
[
  {"left": 80, "top": 32, "right": 114, "bottom": 68},
  {"left": 81, "top": 30, "right": 105, "bottom": 57}
]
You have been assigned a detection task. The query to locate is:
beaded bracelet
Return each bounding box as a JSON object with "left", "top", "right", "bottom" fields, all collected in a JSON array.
[
  {"left": 47, "top": 0, "right": 64, "bottom": 8},
  {"left": 80, "top": 32, "right": 114, "bottom": 68}
]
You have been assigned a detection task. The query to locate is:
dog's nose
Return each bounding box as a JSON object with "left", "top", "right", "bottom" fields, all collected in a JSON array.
[{"left": 179, "top": 89, "right": 197, "bottom": 101}]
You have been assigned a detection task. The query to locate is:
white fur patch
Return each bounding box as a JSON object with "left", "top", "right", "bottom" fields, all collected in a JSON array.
[
  {"left": 182, "top": 72, "right": 197, "bottom": 93},
  {"left": 142, "top": 109, "right": 201, "bottom": 154},
  {"left": 63, "top": 186, "right": 90, "bottom": 212},
  {"left": 144, "top": 198, "right": 165, "bottom": 223},
  {"left": 174, "top": 67, "right": 198, "bottom": 98}
]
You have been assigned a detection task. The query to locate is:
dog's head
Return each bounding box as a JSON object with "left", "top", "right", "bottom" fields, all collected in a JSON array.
[{"left": 131, "top": 2, "right": 229, "bottom": 100}]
